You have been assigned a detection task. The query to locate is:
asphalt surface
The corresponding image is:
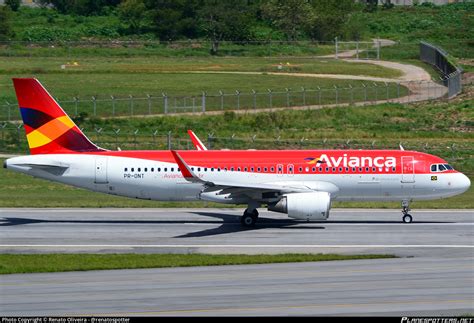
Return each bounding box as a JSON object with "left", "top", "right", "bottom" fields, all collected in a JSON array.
[{"left": 1, "top": 208, "right": 473, "bottom": 316}]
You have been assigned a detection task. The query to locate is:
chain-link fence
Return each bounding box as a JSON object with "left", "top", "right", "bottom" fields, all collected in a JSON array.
[
  {"left": 1, "top": 126, "right": 471, "bottom": 172},
  {"left": 420, "top": 41, "right": 463, "bottom": 98},
  {"left": 1, "top": 80, "right": 449, "bottom": 122}
]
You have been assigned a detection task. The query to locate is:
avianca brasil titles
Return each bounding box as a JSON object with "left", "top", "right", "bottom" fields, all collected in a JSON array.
[{"left": 4, "top": 78, "right": 471, "bottom": 226}]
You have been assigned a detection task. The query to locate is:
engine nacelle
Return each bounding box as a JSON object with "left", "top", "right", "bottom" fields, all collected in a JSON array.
[{"left": 268, "top": 192, "right": 331, "bottom": 221}]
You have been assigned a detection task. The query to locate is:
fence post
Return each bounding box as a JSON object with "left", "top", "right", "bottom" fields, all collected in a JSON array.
[
  {"left": 113, "top": 128, "right": 120, "bottom": 149},
  {"left": 74, "top": 97, "right": 78, "bottom": 116},
  {"left": 110, "top": 95, "right": 115, "bottom": 116},
  {"left": 335, "top": 37, "right": 338, "bottom": 59},
  {"left": 219, "top": 90, "right": 224, "bottom": 110},
  {"left": 134, "top": 129, "right": 139, "bottom": 149},
  {"left": 301, "top": 87, "right": 306, "bottom": 107},
  {"left": 252, "top": 89, "right": 256, "bottom": 111},
  {"left": 201, "top": 92, "right": 206, "bottom": 113},
  {"left": 162, "top": 92, "right": 168, "bottom": 114},
  {"left": 377, "top": 40, "right": 381, "bottom": 60},
  {"left": 268, "top": 89, "right": 273, "bottom": 110},
  {"left": 385, "top": 82, "right": 389, "bottom": 101},
  {"left": 95, "top": 127, "right": 102, "bottom": 145},
  {"left": 397, "top": 82, "right": 400, "bottom": 99},
  {"left": 356, "top": 41, "right": 359, "bottom": 60},
  {"left": 349, "top": 84, "right": 353, "bottom": 105},
  {"left": 17, "top": 124, "right": 22, "bottom": 152},
  {"left": 92, "top": 96, "right": 96, "bottom": 116},
  {"left": 129, "top": 95, "right": 134, "bottom": 116},
  {"left": 285, "top": 88, "right": 290, "bottom": 107},
  {"left": 207, "top": 133, "right": 213, "bottom": 150},
  {"left": 373, "top": 82, "right": 378, "bottom": 102},
  {"left": 167, "top": 131, "right": 172, "bottom": 150},
  {"left": 152, "top": 130, "right": 158, "bottom": 147},
  {"left": 362, "top": 84, "right": 367, "bottom": 103},
  {"left": 147, "top": 94, "right": 151, "bottom": 115},
  {"left": 334, "top": 85, "right": 338, "bottom": 105},
  {"left": 236, "top": 90, "right": 240, "bottom": 110},
  {"left": 5, "top": 101, "right": 11, "bottom": 122},
  {"left": 317, "top": 86, "right": 321, "bottom": 106}
]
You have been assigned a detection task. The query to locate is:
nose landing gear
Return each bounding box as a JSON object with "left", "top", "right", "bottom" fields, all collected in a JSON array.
[{"left": 401, "top": 200, "right": 413, "bottom": 223}]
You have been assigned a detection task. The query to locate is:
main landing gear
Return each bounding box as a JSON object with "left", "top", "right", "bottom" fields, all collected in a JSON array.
[
  {"left": 401, "top": 200, "right": 413, "bottom": 223},
  {"left": 241, "top": 208, "right": 259, "bottom": 227}
]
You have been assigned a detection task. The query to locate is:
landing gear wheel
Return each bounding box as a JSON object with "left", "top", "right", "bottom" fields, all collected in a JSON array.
[
  {"left": 241, "top": 209, "right": 258, "bottom": 227},
  {"left": 402, "top": 214, "right": 413, "bottom": 223}
]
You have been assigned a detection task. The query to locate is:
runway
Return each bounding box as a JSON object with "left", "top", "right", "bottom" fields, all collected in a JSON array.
[
  {"left": 1, "top": 257, "right": 472, "bottom": 316},
  {"left": 1, "top": 208, "right": 473, "bottom": 316},
  {"left": 0, "top": 208, "right": 472, "bottom": 257}
]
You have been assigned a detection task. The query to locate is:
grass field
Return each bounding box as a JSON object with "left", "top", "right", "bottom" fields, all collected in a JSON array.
[
  {"left": 0, "top": 56, "right": 402, "bottom": 105},
  {"left": 0, "top": 253, "right": 395, "bottom": 275}
]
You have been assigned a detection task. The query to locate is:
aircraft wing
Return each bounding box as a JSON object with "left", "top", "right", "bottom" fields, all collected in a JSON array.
[{"left": 170, "top": 151, "right": 339, "bottom": 198}]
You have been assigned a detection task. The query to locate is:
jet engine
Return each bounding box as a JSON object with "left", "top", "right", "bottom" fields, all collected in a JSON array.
[{"left": 268, "top": 192, "right": 331, "bottom": 220}]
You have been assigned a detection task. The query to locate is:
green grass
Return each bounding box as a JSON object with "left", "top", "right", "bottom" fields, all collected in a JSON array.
[{"left": 0, "top": 253, "right": 396, "bottom": 275}]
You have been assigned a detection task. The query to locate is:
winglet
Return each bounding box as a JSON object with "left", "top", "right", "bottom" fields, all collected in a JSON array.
[
  {"left": 170, "top": 150, "right": 203, "bottom": 183},
  {"left": 187, "top": 130, "right": 208, "bottom": 151}
]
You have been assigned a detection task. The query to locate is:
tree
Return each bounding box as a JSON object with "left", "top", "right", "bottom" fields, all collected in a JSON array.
[
  {"left": 119, "top": 0, "right": 147, "bottom": 34},
  {"left": 198, "top": 0, "right": 254, "bottom": 54},
  {"left": 145, "top": 0, "right": 199, "bottom": 40},
  {"left": 5, "top": 0, "right": 21, "bottom": 11},
  {"left": 0, "top": 6, "right": 14, "bottom": 41},
  {"left": 261, "top": 0, "right": 314, "bottom": 41},
  {"left": 308, "top": 0, "right": 357, "bottom": 41},
  {"left": 38, "top": 0, "right": 121, "bottom": 15}
]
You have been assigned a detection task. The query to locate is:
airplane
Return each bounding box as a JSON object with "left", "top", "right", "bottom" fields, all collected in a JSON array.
[{"left": 4, "top": 78, "right": 471, "bottom": 227}]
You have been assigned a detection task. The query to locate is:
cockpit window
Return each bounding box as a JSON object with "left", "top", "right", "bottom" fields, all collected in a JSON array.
[{"left": 431, "top": 163, "right": 454, "bottom": 172}]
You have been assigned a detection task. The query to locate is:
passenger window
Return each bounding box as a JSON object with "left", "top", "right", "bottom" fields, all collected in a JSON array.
[
  {"left": 138, "top": 168, "right": 141, "bottom": 172},
  {"left": 238, "top": 167, "right": 241, "bottom": 171},
  {"left": 312, "top": 167, "right": 316, "bottom": 172},
  {"left": 124, "top": 168, "right": 128, "bottom": 172},
  {"left": 270, "top": 167, "right": 274, "bottom": 172},
  {"left": 257, "top": 167, "right": 261, "bottom": 172},
  {"left": 264, "top": 167, "right": 267, "bottom": 172},
  {"left": 244, "top": 167, "right": 248, "bottom": 172},
  {"left": 144, "top": 168, "right": 147, "bottom": 172},
  {"left": 204, "top": 168, "right": 208, "bottom": 172},
  {"left": 198, "top": 167, "right": 201, "bottom": 172},
  {"left": 157, "top": 168, "right": 161, "bottom": 172},
  {"left": 171, "top": 168, "right": 174, "bottom": 172},
  {"left": 339, "top": 167, "right": 342, "bottom": 172},
  {"left": 131, "top": 168, "right": 134, "bottom": 172},
  {"left": 211, "top": 168, "right": 214, "bottom": 172},
  {"left": 151, "top": 168, "right": 154, "bottom": 172}
]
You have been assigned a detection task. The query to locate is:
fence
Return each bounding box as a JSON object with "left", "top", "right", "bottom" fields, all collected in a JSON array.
[
  {"left": 2, "top": 80, "right": 446, "bottom": 122},
  {"left": 1, "top": 126, "right": 471, "bottom": 169},
  {"left": 420, "top": 41, "right": 463, "bottom": 98}
]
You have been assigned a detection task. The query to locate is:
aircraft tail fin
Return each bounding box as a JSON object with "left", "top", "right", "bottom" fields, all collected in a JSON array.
[{"left": 12, "top": 78, "right": 105, "bottom": 155}]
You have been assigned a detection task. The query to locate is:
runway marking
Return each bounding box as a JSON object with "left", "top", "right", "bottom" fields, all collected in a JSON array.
[
  {"left": 1, "top": 244, "right": 472, "bottom": 248},
  {"left": 77, "top": 299, "right": 473, "bottom": 316},
  {"left": 1, "top": 208, "right": 472, "bottom": 213}
]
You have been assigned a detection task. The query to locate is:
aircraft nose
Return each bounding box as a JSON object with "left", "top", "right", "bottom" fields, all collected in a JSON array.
[{"left": 455, "top": 173, "right": 471, "bottom": 194}]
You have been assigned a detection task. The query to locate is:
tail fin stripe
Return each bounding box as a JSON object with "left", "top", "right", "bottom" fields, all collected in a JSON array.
[{"left": 20, "top": 107, "right": 54, "bottom": 129}]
